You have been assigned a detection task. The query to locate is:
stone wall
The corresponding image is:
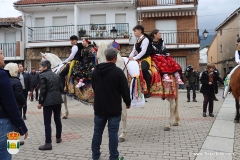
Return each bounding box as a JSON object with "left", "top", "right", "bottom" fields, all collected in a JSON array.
[{"left": 26, "top": 44, "right": 133, "bottom": 69}]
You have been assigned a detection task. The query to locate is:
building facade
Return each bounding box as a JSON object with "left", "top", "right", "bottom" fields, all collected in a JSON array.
[
  {"left": 0, "top": 17, "right": 24, "bottom": 64},
  {"left": 137, "top": 0, "right": 200, "bottom": 70},
  {"left": 207, "top": 34, "right": 217, "bottom": 67},
  {"left": 215, "top": 7, "right": 240, "bottom": 78},
  {"left": 14, "top": 0, "right": 137, "bottom": 69}
]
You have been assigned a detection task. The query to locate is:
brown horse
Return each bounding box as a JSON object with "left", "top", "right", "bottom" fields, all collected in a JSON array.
[{"left": 230, "top": 67, "right": 240, "bottom": 123}]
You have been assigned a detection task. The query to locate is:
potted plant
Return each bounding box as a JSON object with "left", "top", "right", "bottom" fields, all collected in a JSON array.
[
  {"left": 78, "top": 28, "right": 86, "bottom": 38},
  {"left": 123, "top": 31, "right": 129, "bottom": 38},
  {"left": 90, "top": 23, "right": 95, "bottom": 30},
  {"left": 102, "top": 26, "right": 106, "bottom": 30},
  {"left": 99, "top": 26, "right": 103, "bottom": 30},
  {"left": 95, "top": 31, "right": 99, "bottom": 37}
]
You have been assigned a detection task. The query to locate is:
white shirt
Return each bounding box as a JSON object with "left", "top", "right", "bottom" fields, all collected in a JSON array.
[
  {"left": 129, "top": 35, "right": 149, "bottom": 60},
  {"left": 19, "top": 73, "right": 25, "bottom": 89},
  {"left": 64, "top": 45, "right": 78, "bottom": 63},
  {"left": 235, "top": 50, "right": 240, "bottom": 63}
]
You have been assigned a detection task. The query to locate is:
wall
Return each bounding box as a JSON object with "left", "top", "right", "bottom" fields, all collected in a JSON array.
[
  {"left": 207, "top": 35, "right": 217, "bottom": 64},
  {"left": 216, "top": 14, "right": 240, "bottom": 77}
]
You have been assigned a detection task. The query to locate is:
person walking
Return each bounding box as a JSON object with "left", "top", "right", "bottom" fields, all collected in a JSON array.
[
  {"left": 38, "top": 60, "right": 63, "bottom": 150},
  {"left": 213, "top": 68, "right": 220, "bottom": 101},
  {"left": 18, "top": 64, "right": 30, "bottom": 120},
  {"left": 0, "top": 49, "right": 28, "bottom": 159},
  {"left": 200, "top": 63, "right": 223, "bottom": 117},
  {"left": 29, "top": 67, "right": 39, "bottom": 101},
  {"left": 185, "top": 65, "right": 198, "bottom": 102},
  {"left": 91, "top": 48, "right": 131, "bottom": 160}
]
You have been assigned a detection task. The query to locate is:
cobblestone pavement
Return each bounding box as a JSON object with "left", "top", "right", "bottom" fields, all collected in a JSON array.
[
  {"left": 13, "top": 89, "right": 225, "bottom": 160},
  {"left": 233, "top": 114, "right": 240, "bottom": 160}
]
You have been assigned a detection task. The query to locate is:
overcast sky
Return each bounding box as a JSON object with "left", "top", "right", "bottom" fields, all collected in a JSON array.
[{"left": 0, "top": 0, "right": 239, "bottom": 35}]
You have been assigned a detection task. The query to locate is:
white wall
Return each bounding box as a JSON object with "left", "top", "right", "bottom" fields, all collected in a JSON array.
[{"left": 199, "top": 47, "right": 208, "bottom": 63}]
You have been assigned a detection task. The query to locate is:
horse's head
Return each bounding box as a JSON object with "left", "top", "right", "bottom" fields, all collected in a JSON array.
[
  {"left": 40, "top": 52, "right": 63, "bottom": 71},
  {"left": 96, "top": 41, "right": 112, "bottom": 64},
  {"left": 41, "top": 52, "right": 47, "bottom": 60}
]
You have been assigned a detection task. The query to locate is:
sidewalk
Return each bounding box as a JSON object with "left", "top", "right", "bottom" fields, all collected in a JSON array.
[{"left": 195, "top": 95, "right": 236, "bottom": 160}]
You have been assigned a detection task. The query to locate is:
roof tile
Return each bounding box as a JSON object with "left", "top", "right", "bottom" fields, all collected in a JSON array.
[
  {"left": 14, "top": 0, "right": 86, "bottom": 5},
  {"left": 0, "top": 16, "right": 22, "bottom": 24}
]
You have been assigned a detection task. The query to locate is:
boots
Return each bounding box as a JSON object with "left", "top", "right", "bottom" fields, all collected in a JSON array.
[
  {"left": 56, "top": 138, "right": 62, "bottom": 143},
  {"left": 39, "top": 143, "right": 52, "bottom": 150},
  {"left": 144, "top": 89, "right": 151, "bottom": 98}
]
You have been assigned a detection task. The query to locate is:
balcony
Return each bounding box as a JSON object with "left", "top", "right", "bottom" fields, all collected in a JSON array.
[
  {"left": 137, "top": 0, "right": 197, "bottom": 12},
  {"left": 146, "top": 30, "right": 200, "bottom": 48},
  {"left": 27, "top": 23, "right": 130, "bottom": 47},
  {"left": 0, "top": 42, "right": 24, "bottom": 60}
]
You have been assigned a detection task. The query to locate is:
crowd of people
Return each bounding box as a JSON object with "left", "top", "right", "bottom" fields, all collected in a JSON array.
[{"left": 0, "top": 26, "right": 238, "bottom": 160}]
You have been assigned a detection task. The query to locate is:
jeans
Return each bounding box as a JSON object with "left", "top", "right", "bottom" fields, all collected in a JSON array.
[
  {"left": 0, "top": 119, "right": 14, "bottom": 160},
  {"left": 19, "top": 89, "right": 28, "bottom": 117},
  {"left": 187, "top": 83, "right": 196, "bottom": 100},
  {"left": 43, "top": 104, "right": 62, "bottom": 143},
  {"left": 92, "top": 115, "right": 121, "bottom": 160},
  {"left": 178, "top": 84, "right": 184, "bottom": 89}
]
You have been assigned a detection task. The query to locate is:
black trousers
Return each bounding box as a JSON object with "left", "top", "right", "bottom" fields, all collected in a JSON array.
[
  {"left": 31, "top": 85, "right": 38, "bottom": 100},
  {"left": 187, "top": 83, "right": 196, "bottom": 100},
  {"left": 43, "top": 104, "right": 62, "bottom": 143},
  {"left": 59, "top": 64, "right": 70, "bottom": 90},
  {"left": 141, "top": 60, "right": 151, "bottom": 92},
  {"left": 203, "top": 93, "right": 215, "bottom": 113},
  {"left": 19, "top": 89, "right": 28, "bottom": 117}
]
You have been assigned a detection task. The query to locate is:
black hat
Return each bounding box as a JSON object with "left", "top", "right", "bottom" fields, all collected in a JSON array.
[
  {"left": 237, "top": 38, "right": 240, "bottom": 43},
  {"left": 70, "top": 35, "right": 78, "bottom": 40}
]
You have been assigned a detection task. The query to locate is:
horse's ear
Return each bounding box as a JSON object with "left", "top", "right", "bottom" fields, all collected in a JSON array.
[{"left": 107, "top": 41, "right": 112, "bottom": 47}]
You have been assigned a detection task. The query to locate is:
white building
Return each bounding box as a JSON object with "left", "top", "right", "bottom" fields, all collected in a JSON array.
[
  {"left": 0, "top": 17, "right": 24, "bottom": 63},
  {"left": 13, "top": 0, "right": 137, "bottom": 69}
]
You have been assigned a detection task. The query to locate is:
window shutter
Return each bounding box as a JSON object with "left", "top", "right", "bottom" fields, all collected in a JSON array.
[
  {"left": 115, "top": 14, "right": 126, "bottom": 23},
  {"left": 36, "top": 18, "right": 45, "bottom": 27},
  {"left": 53, "top": 17, "right": 67, "bottom": 26},
  {"left": 90, "top": 15, "right": 106, "bottom": 24}
]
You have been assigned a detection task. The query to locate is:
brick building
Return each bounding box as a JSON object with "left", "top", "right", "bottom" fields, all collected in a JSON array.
[{"left": 137, "top": 0, "right": 200, "bottom": 70}]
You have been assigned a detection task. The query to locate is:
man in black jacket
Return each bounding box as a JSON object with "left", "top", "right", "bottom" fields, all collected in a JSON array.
[
  {"left": 91, "top": 48, "right": 131, "bottom": 160},
  {"left": 38, "top": 60, "right": 63, "bottom": 150},
  {"left": 18, "top": 64, "right": 30, "bottom": 120},
  {"left": 29, "top": 67, "right": 39, "bottom": 101}
]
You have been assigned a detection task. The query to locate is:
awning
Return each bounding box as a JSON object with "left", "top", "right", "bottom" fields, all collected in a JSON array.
[{"left": 140, "top": 11, "right": 196, "bottom": 18}]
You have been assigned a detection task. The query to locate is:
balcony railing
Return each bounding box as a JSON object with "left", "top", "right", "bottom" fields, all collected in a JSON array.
[
  {"left": 146, "top": 30, "right": 199, "bottom": 44},
  {"left": 28, "top": 25, "right": 75, "bottom": 42},
  {"left": 77, "top": 23, "right": 129, "bottom": 39},
  {"left": 28, "top": 23, "right": 129, "bottom": 42},
  {"left": 138, "top": 0, "right": 197, "bottom": 6},
  {"left": 0, "top": 43, "right": 17, "bottom": 57}
]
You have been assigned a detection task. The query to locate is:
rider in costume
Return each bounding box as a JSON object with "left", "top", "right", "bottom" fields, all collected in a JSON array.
[
  {"left": 150, "top": 29, "right": 184, "bottom": 84},
  {"left": 235, "top": 38, "right": 240, "bottom": 65},
  {"left": 129, "top": 25, "right": 152, "bottom": 98},
  {"left": 59, "top": 35, "right": 83, "bottom": 90}
]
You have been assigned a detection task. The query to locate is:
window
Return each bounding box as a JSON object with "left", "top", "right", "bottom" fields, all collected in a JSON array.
[
  {"left": 220, "top": 45, "right": 223, "bottom": 52},
  {"left": 173, "top": 56, "right": 186, "bottom": 71},
  {"left": 220, "top": 29, "right": 222, "bottom": 36},
  {"left": 155, "top": 20, "right": 177, "bottom": 44},
  {"left": 90, "top": 14, "right": 106, "bottom": 24},
  {"left": 158, "top": 0, "right": 176, "bottom": 5},
  {"left": 115, "top": 14, "right": 127, "bottom": 35},
  {"left": 53, "top": 16, "right": 67, "bottom": 26},
  {"left": 35, "top": 18, "right": 45, "bottom": 27}
]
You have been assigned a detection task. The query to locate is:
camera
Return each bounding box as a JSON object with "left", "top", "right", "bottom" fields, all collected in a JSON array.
[{"left": 186, "top": 65, "right": 193, "bottom": 72}]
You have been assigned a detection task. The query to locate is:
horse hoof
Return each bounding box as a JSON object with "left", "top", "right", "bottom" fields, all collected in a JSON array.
[
  {"left": 164, "top": 127, "right": 171, "bottom": 131},
  {"left": 234, "top": 119, "right": 239, "bottom": 123},
  {"left": 173, "top": 123, "right": 179, "bottom": 126},
  {"left": 62, "top": 116, "right": 68, "bottom": 119},
  {"left": 118, "top": 138, "right": 125, "bottom": 142}
]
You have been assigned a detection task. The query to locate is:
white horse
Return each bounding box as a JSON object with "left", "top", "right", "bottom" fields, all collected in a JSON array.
[{"left": 95, "top": 41, "right": 180, "bottom": 134}]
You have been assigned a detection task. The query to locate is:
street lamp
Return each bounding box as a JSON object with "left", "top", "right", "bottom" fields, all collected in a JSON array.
[
  {"left": 110, "top": 26, "right": 118, "bottom": 40},
  {"left": 202, "top": 29, "right": 209, "bottom": 39}
]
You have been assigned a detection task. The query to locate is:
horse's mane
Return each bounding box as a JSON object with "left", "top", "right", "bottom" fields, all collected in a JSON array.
[{"left": 44, "top": 53, "right": 63, "bottom": 68}]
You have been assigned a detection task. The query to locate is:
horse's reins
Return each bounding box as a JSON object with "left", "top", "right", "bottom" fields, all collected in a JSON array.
[{"left": 122, "top": 59, "right": 130, "bottom": 72}]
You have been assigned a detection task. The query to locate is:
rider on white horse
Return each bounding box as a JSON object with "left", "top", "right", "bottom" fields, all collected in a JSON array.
[
  {"left": 129, "top": 25, "right": 152, "bottom": 98},
  {"left": 59, "top": 35, "right": 83, "bottom": 91}
]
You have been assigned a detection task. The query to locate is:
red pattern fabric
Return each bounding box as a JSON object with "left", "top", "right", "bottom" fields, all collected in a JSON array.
[{"left": 151, "top": 55, "right": 182, "bottom": 74}]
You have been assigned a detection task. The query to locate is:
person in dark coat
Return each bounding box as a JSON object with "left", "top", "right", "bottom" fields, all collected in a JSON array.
[
  {"left": 0, "top": 49, "right": 28, "bottom": 159},
  {"left": 185, "top": 65, "right": 198, "bottom": 102},
  {"left": 38, "top": 60, "right": 63, "bottom": 150},
  {"left": 200, "top": 63, "right": 224, "bottom": 117},
  {"left": 18, "top": 64, "right": 30, "bottom": 120},
  {"left": 213, "top": 68, "right": 220, "bottom": 101},
  {"left": 29, "top": 67, "right": 40, "bottom": 101},
  {"left": 91, "top": 48, "right": 131, "bottom": 160}
]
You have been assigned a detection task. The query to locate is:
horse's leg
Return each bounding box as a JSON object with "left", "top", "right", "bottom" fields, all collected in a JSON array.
[
  {"left": 173, "top": 98, "right": 180, "bottom": 126},
  {"left": 119, "top": 101, "right": 127, "bottom": 142},
  {"left": 234, "top": 97, "right": 240, "bottom": 123},
  {"left": 164, "top": 98, "right": 175, "bottom": 131},
  {"left": 62, "top": 94, "right": 69, "bottom": 119}
]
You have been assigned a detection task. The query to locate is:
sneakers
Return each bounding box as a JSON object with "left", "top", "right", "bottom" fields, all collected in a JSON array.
[
  {"left": 203, "top": 112, "right": 206, "bottom": 117},
  {"left": 187, "top": 99, "right": 190, "bottom": 102},
  {"left": 193, "top": 99, "right": 197, "bottom": 102},
  {"left": 39, "top": 143, "right": 52, "bottom": 150},
  {"left": 209, "top": 113, "right": 214, "bottom": 117},
  {"left": 176, "top": 78, "right": 184, "bottom": 84},
  {"left": 163, "top": 74, "right": 173, "bottom": 82},
  {"left": 56, "top": 138, "right": 62, "bottom": 143}
]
